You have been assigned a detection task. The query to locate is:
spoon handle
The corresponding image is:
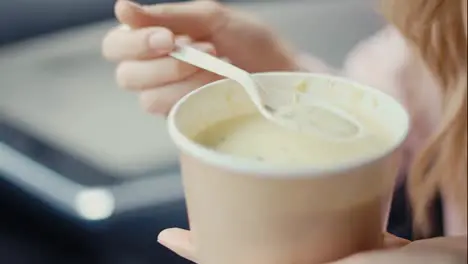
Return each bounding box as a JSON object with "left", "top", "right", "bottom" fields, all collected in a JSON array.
[
  {"left": 170, "top": 44, "right": 247, "bottom": 81},
  {"left": 170, "top": 44, "right": 264, "bottom": 106}
]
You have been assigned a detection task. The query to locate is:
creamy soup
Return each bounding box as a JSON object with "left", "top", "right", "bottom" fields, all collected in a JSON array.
[{"left": 193, "top": 110, "right": 392, "bottom": 167}]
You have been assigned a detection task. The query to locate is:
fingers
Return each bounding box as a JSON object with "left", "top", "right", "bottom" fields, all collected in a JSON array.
[
  {"left": 115, "top": 0, "right": 149, "bottom": 28},
  {"left": 105, "top": 1, "right": 228, "bottom": 117},
  {"left": 158, "top": 228, "right": 198, "bottom": 263},
  {"left": 402, "top": 235, "right": 468, "bottom": 252},
  {"left": 139, "top": 70, "right": 219, "bottom": 115},
  {"left": 329, "top": 233, "right": 410, "bottom": 264},
  {"left": 330, "top": 250, "right": 402, "bottom": 264},
  {"left": 115, "top": 0, "right": 229, "bottom": 39},
  {"left": 103, "top": 26, "right": 174, "bottom": 61},
  {"left": 383, "top": 233, "right": 411, "bottom": 249},
  {"left": 115, "top": 42, "right": 216, "bottom": 90}
]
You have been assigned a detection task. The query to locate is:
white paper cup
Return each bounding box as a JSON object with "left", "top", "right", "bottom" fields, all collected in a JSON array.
[{"left": 167, "top": 72, "right": 409, "bottom": 264}]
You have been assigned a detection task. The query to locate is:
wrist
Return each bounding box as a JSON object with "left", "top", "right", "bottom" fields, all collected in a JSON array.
[
  {"left": 254, "top": 28, "right": 302, "bottom": 72},
  {"left": 295, "top": 52, "right": 336, "bottom": 74},
  {"left": 212, "top": 10, "right": 300, "bottom": 73}
]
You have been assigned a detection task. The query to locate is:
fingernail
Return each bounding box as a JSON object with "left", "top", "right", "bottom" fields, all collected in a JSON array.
[
  {"left": 120, "top": 0, "right": 138, "bottom": 5},
  {"left": 192, "top": 43, "right": 216, "bottom": 55},
  {"left": 149, "top": 30, "right": 173, "bottom": 52},
  {"left": 119, "top": 24, "right": 131, "bottom": 31},
  {"left": 157, "top": 230, "right": 173, "bottom": 246},
  {"left": 157, "top": 238, "right": 168, "bottom": 247},
  {"left": 118, "top": 0, "right": 139, "bottom": 7}
]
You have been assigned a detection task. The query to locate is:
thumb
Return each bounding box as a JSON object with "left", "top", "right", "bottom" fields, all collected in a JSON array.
[
  {"left": 383, "top": 233, "right": 411, "bottom": 249},
  {"left": 158, "top": 228, "right": 198, "bottom": 263},
  {"left": 327, "top": 233, "right": 410, "bottom": 264},
  {"left": 115, "top": 0, "right": 229, "bottom": 39}
]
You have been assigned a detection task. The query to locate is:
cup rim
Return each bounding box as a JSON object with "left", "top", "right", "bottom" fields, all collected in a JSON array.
[{"left": 167, "top": 72, "right": 410, "bottom": 178}]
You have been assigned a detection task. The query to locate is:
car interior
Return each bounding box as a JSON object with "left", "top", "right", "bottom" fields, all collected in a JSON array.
[{"left": 0, "top": 1, "right": 403, "bottom": 263}]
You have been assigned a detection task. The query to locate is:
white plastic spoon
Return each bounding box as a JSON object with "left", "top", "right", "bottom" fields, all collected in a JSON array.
[{"left": 170, "top": 44, "right": 364, "bottom": 140}]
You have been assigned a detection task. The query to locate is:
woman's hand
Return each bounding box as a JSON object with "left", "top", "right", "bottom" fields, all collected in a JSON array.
[
  {"left": 333, "top": 236, "right": 467, "bottom": 264},
  {"left": 102, "top": 0, "right": 299, "bottom": 115},
  {"left": 158, "top": 228, "right": 197, "bottom": 263},
  {"left": 156, "top": 229, "right": 409, "bottom": 263},
  {"left": 157, "top": 228, "right": 466, "bottom": 264}
]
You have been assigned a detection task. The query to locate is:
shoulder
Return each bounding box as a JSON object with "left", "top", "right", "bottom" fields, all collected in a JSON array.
[
  {"left": 343, "top": 26, "right": 443, "bottom": 165},
  {"left": 343, "top": 26, "right": 411, "bottom": 101}
]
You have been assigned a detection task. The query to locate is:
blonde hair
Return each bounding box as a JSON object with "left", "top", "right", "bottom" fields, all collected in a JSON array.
[{"left": 383, "top": 0, "right": 467, "bottom": 237}]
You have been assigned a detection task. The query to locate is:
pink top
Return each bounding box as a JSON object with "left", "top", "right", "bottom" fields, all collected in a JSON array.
[{"left": 300, "top": 26, "right": 465, "bottom": 236}]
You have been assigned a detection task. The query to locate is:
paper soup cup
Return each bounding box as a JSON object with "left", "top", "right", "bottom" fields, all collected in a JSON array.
[{"left": 167, "top": 72, "right": 409, "bottom": 264}]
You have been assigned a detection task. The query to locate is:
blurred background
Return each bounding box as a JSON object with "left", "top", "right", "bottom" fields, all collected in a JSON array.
[{"left": 0, "top": 0, "right": 385, "bottom": 263}]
